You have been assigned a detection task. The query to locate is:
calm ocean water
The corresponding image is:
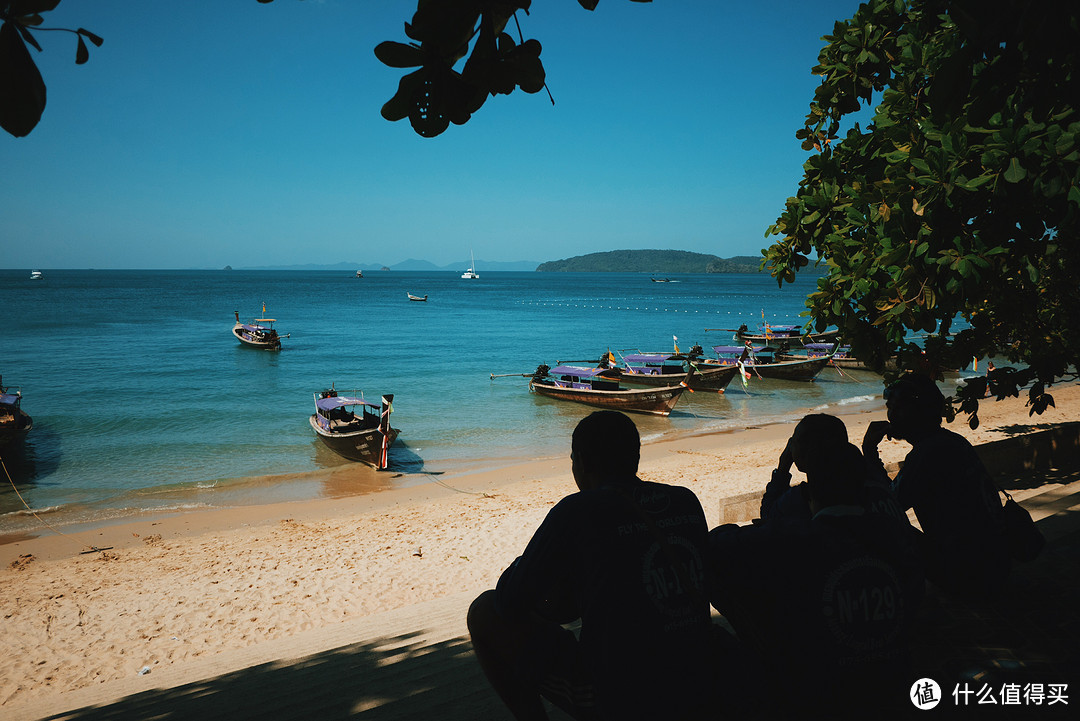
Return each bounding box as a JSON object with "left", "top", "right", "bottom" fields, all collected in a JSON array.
[{"left": 1, "top": 268, "right": 898, "bottom": 534}]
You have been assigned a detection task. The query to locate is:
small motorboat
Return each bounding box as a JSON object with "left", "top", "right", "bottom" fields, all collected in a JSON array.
[
  {"left": 356, "top": 270, "right": 363, "bottom": 278},
  {"left": 0, "top": 377, "right": 33, "bottom": 447},
  {"left": 232, "top": 310, "right": 287, "bottom": 350},
  {"left": 30, "top": 270, "right": 43, "bottom": 280},
  {"left": 309, "top": 388, "right": 399, "bottom": 469},
  {"left": 407, "top": 293, "right": 428, "bottom": 302}
]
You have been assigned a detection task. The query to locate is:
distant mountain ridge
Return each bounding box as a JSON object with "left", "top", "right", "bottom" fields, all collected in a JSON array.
[
  {"left": 535, "top": 249, "right": 763, "bottom": 273},
  {"left": 238, "top": 258, "right": 541, "bottom": 272}
]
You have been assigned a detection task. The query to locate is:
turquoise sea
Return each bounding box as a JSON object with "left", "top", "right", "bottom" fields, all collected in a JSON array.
[{"left": 1, "top": 269, "right": 911, "bottom": 535}]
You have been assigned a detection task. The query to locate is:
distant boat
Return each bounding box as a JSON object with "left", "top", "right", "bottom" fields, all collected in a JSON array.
[
  {"left": 309, "top": 388, "right": 399, "bottom": 469},
  {"left": 407, "top": 293, "right": 428, "bottom": 302},
  {"left": 528, "top": 364, "right": 690, "bottom": 416},
  {"left": 461, "top": 250, "right": 479, "bottom": 279},
  {"left": 232, "top": 309, "right": 287, "bottom": 350},
  {"left": 0, "top": 377, "right": 33, "bottom": 447},
  {"left": 356, "top": 270, "right": 363, "bottom": 278},
  {"left": 30, "top": 270, "right": 43, "bottom": 280}
]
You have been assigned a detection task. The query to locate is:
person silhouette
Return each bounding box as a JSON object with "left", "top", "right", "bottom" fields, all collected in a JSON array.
[
  {"left": 862, "top": 373, "right": 1009, "bottom": 599},
  {"left": 467, "top": 411, "right": 715, "bottom": 720}
]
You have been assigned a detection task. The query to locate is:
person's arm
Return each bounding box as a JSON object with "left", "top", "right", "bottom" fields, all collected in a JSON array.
[
  {"left": 760, "top": 439, "right": 795, "bottom": 519},
  {"left": 494, "top": 499, "right": 581, "bottom": 623},
  {"left": 862, "top": 420, "right": 892, "bottom": 484}
]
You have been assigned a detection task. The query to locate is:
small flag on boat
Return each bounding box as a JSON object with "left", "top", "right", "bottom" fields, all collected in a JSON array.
[
  {"left": 262, "top": 302, "right": 266, "bottom": 315},
  {"left": 679, "top": 379, "right": 694, "bottom": 393},
  {"left": 737, "top": 360, "right": 750, "bottom": 388},
  {"left": 673, "top": 335, "right": 680, "bottom": 354}
]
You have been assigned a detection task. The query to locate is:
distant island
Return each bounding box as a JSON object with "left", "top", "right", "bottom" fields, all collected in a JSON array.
[{"left": 535, "top": 250, "right": 763, "bottom": 273}]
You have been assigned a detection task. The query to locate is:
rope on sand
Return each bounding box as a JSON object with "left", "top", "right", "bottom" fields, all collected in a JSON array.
[
  {"left": 1, "top": 453, "right": 113, "bottom": 555},
  {"left": 426, "top": 473, "right": 493, "bottom": 497}
]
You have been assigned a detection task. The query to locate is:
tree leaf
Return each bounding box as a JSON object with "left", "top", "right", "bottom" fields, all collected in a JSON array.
[
  {"left": 0, "top": 20, "right": 47, "bottom": 137},
  {"left": 75, "top": 35, "right": 88, "bottom": 64},
  {"left": 1003, "top": 157, "right": 1027, "bottom": 183},
  {"left": 373, "top": 41, "right": 423, "bottom": 69}
]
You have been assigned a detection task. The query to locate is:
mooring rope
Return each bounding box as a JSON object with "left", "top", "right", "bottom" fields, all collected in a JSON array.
[{"left": 1, "top": 453, "right": 112, "bottom": 555}]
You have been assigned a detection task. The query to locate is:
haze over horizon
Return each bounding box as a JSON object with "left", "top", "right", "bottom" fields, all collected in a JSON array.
[{"left": 2, "top": 1, "right": 863, "bottom": 270}]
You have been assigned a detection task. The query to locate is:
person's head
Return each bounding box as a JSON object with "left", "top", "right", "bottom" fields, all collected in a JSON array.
[
  {"left": 883, "top": 373, "right": 945, "bottom": 440},
  {"left": 571, "top": 411, "right": 640, "bottom": 490},
  {"left": 806, "top": 442, "right": 865, "bottom": 512},
  {"left": 790, "top": 413, "right": 848, "bottom": 474}
]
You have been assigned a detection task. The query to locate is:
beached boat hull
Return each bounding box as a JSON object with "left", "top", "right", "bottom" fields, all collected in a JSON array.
[
  {"left": 617, "top": 363, "right": 738, "bottom": 392},
  {"left": 309, "top": 416, "right": 400, "bottom": 468},
  {"left": 232, "top": 323, "right": 281, "bottom": 350},
  {"left": 529, "top": 379, "right": 686, "bottom": 416}
]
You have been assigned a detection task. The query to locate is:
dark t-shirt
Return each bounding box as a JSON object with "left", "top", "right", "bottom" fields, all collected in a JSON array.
[
  {"left": 495, "top": 478, "right": 713, "bottom": 719},
  {"left": 893, "top": 427, "right": 1009, "bottom": 595},
  {"left": 709, "top": 507, "right": 921, "bottom": 713}
]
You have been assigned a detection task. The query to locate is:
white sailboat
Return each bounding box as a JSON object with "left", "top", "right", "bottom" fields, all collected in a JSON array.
[{"left": 461, "top": 250, "right": 479, "bottom": 279}]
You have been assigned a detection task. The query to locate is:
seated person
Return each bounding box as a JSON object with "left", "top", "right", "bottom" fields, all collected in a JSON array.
[
  {"left": 467, "top": 411, "right": 716, "bottom": 721},
  {"left": 760, "top": 413, "right": 907, "bottom": 526},
  {"left": 863, "top": 374, "right": 1010, "bottom": 599},
  {"left": 710, "top": 442, "right": 922, "bottom": 717}
]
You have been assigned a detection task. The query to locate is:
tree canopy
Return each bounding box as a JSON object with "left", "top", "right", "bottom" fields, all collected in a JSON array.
[{"left": 763, "top": 0, "right": 1080, "bottom": 425}]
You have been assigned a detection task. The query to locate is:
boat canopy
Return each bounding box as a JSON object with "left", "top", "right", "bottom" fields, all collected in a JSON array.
[
  {"left": 713, "top": 345, "right": 764, "bottom": 354},
  {"left": 254, "top": 318, "right": 276, "bottom": 323},
  {"left": 763, "top": 324, "right": 802, "bottom": 334},
  {"left": 804, "top": 343, "right": 844, "bottom": 350},
  {"left": 315, "top": 396, "right": 380, "bottom": 412},
  {"left": 549, "top": 365, "right": 612, "bottom": 378},
  {"left": 622, "top": 353, "right": 676, "bottom": 363},
  {"left": 0, "top": 393, "right": 21, "bottom": 407}
]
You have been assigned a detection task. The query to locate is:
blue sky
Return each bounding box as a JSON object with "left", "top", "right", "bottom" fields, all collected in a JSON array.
[{"left": 1, "top": 0, "right": 863, "bottom": 269}]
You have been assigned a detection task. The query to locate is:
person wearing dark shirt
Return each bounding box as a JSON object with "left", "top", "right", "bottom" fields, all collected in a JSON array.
[
  {"left": 710, "top": 442, "right": 921, "bottom": 717},
  {"left": 862, "top": 373, "right": 1009, "bottom": 599},
  {"left": 761, "top": 413, "right": 910, "bottom": 527},
  {"left": 467, "top": 411, "right": 715, "bottom": 721}
]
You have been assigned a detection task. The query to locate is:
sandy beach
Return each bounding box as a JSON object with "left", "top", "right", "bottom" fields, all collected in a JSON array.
[{"left": 3, "top": 384, "right": 1079, "bottom": 715}]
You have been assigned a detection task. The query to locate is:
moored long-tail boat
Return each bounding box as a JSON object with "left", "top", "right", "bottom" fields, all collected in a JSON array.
[
  {"left": 309, "top": 388, "right": 399, "bottom": 469},
  {"left": 617, "top": 353, "right": 738, "bottom": 392},
  {"left": 0, "top": 377, "right": 33, "bottom": 447},
  {"left": 232, "top": 310, "right": 286, "bottom": 350},
  {"left": 703, "top": 344, "right": 835, "bottom": 382},
  {"left": 529, "top": 364, "right": 690, "bottom": 416}
]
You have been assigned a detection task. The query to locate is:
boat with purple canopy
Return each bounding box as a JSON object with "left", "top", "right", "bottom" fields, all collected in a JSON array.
[
  {"left": 702, "top": 343, "right": 836, "bottom": 382},
  {"left": 528, "top": 364, "right": 690, "bottom": 416},
  {"left": 232, "top": 310, "right": 287, "bottom": 350},
  {"left": 309, "top": 388, "right": 399, "bottom": 469},
  {"left": 618, "top": 352, "right": 738, "bottom": 392},
  {"left": 0, "top": 377, "right": 33, "bottom": 447}
]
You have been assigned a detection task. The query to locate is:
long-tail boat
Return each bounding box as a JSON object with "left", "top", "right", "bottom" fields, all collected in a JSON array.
[
  {"left": 528, "top": 364, "right": 690, "bottom": 416},
  {"left": 232, "top": 310, "right": 287, "bottom": 350},
  {"left": 616, "top": 352, "right": 738, "bottom": 392},
  {"left": 0, "top": 377, "right": 33, "bottom": 447},
  {"left": 309, "top": 388, "right": 399, "bottom": 469},
  {"left": 703, "top": 344, "right": 836, "bottom": 382}
]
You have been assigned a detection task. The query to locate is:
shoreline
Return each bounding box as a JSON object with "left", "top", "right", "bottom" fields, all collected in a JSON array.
[
  {"left": 0, "top": 388, "right": 885, "bottom": 545},
  {"left": 3, "top": 385, "right": 1079, "bottom": 711}
]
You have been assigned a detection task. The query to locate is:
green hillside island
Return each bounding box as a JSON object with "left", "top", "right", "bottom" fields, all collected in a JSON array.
[{"left": 535, "top": 250, "right": 763, "bottom": 273}]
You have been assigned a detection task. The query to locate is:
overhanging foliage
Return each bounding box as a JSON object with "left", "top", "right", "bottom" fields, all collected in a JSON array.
[{"left": 763, "top": 0, "right": 1080, "bottom": 426}]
